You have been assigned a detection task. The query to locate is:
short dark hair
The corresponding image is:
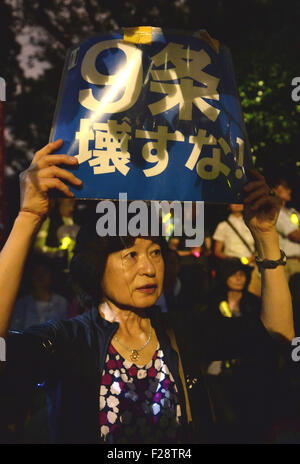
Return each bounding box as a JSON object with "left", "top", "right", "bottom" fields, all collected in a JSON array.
[
  {"left": 218, "top": 258, "right": 253, "bottom": 288},
  {"left": 69, "top": 218, "right": 168, "bottom": 308}
]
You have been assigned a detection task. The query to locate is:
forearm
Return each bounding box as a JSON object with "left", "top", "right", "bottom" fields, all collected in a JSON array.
[
  {"left": 0, "top": 140, "right": 80, "bottom": 338},
  {"left": 254, "top": 230, "right": 294, "bottom": 341},
  {"left": 0, "top": 212, "right": 42, "bottom": 338}
]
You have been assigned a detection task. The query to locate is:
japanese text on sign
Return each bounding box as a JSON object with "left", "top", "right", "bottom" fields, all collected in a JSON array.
[
  {"left": 75, "top": 118, "right": 244, "bottom": 180},
  {"left": 75, "top": 39, "right": 243, "bottom": 180}
]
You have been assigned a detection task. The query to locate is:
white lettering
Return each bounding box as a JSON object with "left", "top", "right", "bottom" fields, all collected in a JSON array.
[
  {"left": 291, "top": 77, "right": 300, "bottom": 102},
  {"left": 79, "top": 40, "right": 143, "bottom": 113},
  {"left": 291, "top": 337, "right": 300, "bottom": 362}
]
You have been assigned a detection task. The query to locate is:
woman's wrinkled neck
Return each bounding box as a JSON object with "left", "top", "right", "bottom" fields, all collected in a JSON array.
[{"left": 98, "top": 299, "right": 148, "bottom": 325}]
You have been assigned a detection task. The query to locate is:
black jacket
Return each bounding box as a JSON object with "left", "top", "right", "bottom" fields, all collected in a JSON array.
[{"left": 1, "top": 305, "right": 278, "bottom": 443}]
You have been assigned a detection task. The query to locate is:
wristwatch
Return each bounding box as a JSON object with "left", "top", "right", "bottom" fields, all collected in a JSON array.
[{"left": 255, "top": 249, "right": 287, "bottom": 269}]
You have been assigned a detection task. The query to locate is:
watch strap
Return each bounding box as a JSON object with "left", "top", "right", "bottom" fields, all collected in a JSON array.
[{"left": 255, "top": 249, "right": 287, "bottom": 269}]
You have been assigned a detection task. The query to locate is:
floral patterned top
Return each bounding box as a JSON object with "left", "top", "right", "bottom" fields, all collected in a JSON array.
[{"left": 99, "top": 343, "right": 182, "bottom": 444}]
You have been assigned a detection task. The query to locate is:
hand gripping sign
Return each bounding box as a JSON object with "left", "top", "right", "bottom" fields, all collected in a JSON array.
[{"left": 50, "top": 27, "right": 252, "bottom": 202}]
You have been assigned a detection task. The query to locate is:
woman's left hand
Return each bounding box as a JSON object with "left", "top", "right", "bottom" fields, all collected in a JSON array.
[{"left": 242, "top": 169, "right": 282, "bottom": 235}]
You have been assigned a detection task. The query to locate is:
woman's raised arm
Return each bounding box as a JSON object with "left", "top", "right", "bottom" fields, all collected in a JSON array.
[
  {"left": 243, "top": 170, "right": 294, "bottom": 341},
  {"left": 0, "top": 140, "right": 81, "bottom": 338}
]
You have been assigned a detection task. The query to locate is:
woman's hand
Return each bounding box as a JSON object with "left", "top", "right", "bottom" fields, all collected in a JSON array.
[
  {"left": 19, "top": 139, "right": 82, "bottom": 220},
  {"left": 243, "top": 169, "right": 282, "bottom": 235},
  {"left": 242, "top": 170, "right": 294, "bottom": 341}
]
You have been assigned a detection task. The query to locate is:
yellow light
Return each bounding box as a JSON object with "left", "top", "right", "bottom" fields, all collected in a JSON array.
[
  {"left": 291, "top": 213, "right": 299, "bottom": 226},
  {"left": 60, "top": 236, "right": 72, "bottom": 250},
  {"left": 219, "top": 301, "right": 232, "bottom": 318},
  {"left": 166, "top": 223, "right": 174, "bottom": 233},
  {"left": 240, "top": 257, "right": 249, "bottom": 265},
  {"left": 163, "top": 213, "right": 172, "bottom": 224}
]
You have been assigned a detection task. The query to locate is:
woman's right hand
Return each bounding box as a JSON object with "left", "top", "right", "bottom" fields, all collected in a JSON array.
[{"left": 19, "top": 139, "right": 82, "bottom": 220}]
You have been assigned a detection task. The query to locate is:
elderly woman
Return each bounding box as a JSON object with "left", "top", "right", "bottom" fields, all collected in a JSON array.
[{"left": 0, "top": 140, "right": 294, "bottom": 444}]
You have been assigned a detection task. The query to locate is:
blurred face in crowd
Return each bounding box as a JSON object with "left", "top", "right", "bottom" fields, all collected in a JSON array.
[
  {"left": 229, "top": 204, "right": 244, "bottom": 214},
  {"left": 59, "top": 198, "right": 75, "bottom": 218},
  {"left": 101, "top": 238, "right": 164, "bottom": 309},
  {"left": 31, "top": 265, "right": 52, "bottom": 292},
  {"left": 226, "top": 270, "right": 247, "bottom": 291},
  {"left": 273, "top": 181, "right": 292, "bottom": 203}
]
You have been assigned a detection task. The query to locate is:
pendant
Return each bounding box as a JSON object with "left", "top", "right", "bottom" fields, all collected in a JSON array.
[{"left": 130, "top": 350, "right": 139, "bottom": 362}]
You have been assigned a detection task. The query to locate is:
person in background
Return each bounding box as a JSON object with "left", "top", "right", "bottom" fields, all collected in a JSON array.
[
  {"left": 208, "top": 258, "right": 260, "bottom": 320},
  {"left": 206, "top": 259, "right": 260, "bottom": 377},
  {"left": 213, "top": 204, "right": 260, "bottom": 296},
  {"left": 205, "top": 259, "right": 275, "bottom": 443},
  {"left": 213, "top": 204, "right": 256, "bottom": 262},
  {"left": 34, "top": 198, "right": 77, "bottom": 257},
  {"left": 271, "top": 177, "right": 300, "bottom": 282},
  {"left": 34, "top": 197, "right": 80, "bottom": 302},
  {"left": 10, "top": 252, "right": 68, "bottom": 331},
  {"left": 156, "top": 249, "right": 183, "bottom": 318}
]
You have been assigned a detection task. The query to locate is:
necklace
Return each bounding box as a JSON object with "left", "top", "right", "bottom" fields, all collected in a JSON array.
[{"left": 114, "top": 323, "right": 152, "bottom": 362}]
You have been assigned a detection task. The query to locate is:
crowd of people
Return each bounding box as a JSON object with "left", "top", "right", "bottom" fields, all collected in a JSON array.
[{"left": 0, "top": 141, "right": 299, "bottom": 443}]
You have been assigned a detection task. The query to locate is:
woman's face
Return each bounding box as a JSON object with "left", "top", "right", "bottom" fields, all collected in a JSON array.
[
  {"left": 101, "top": 238, "right": 164, "bottom": 309},
  {"left": 226, "top": 270, "right": 247, "bottom": 291}
]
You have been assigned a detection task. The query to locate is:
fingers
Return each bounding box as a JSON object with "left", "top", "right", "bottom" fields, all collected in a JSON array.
[
  {"left": 244, "top": 185, "right": 270, "bottom": 205},
  {"left": 244, "top": 168, "right": 268, "bottom": 191},
  {"left": 243, "top": 180, "right": 266, "bottom": 192},
  {"left": 247, "top": 195, "right": 272, "bottom": 211},
  {"left": 36, "top": 154, "right": 79, "bottom": 169},
  {"left": 28, "top": 142, "right": 82, "bottom": 194},
  {"left": 247, "top": 169, "right": 265, "bottom": 181},
  {"left": 40, "top": 178, "right": 75, "bottom": 198},
  {"left": 246, "top": 192, "right": 281, "bottom": 213},
  {"left": 38, "top": 165, "right": 82, "bottom": 187},
  {"left": 32, "top": 139, "right": 64, "bottom": 164},
  {"left": 243, "top": 169, "right": 272, "bottom": 209}
]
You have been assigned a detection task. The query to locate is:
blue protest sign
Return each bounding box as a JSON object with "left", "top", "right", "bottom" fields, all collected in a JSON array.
[{"left": 50, "top": 27, "right": 252, "bottom": 202}]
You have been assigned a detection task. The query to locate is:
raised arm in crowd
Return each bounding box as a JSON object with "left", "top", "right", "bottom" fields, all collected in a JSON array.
[
  {"left": 0, "top": 140, "right": 81, "bottom": 338},
  {"left": 0, "top": 140, "right": 294, "bottom": 342}
]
